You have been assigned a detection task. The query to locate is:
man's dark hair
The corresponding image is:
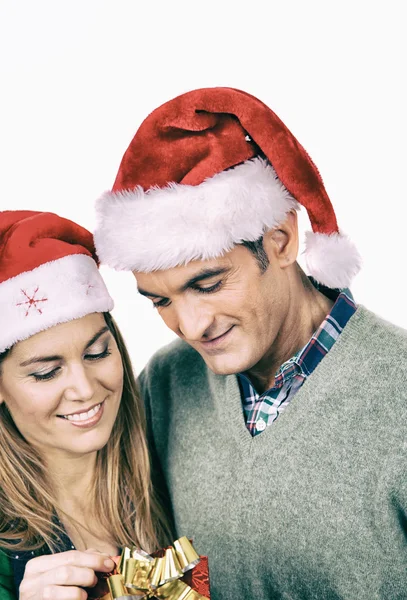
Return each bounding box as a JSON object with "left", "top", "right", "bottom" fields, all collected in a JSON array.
[{"left": 241, "top": 237, "right": 269, "bottom": 272}]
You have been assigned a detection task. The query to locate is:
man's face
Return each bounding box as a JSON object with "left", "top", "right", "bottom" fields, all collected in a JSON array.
[{"left": 134, "top": 240, "right": 292, "bottom": 375}]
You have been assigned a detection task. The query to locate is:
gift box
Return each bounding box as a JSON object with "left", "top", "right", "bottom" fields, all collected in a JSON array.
[{"left": 87, "top": 536, "right": 210, "bottom": 600}]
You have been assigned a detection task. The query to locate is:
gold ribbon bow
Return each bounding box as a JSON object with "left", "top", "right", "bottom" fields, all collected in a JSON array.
[{"left": 102, "top": 536, "right": 208, "bottom": 600}]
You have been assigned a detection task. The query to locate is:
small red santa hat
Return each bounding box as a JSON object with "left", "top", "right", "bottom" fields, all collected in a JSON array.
[
  {"left": 94, "top": 87, "right": 361, "bottom": 288},
  {"left": 0, "top": 211, "right": 113, "bottom": 353}
]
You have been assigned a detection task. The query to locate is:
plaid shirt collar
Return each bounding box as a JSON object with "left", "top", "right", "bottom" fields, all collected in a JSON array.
[{"left": 239, "top": 284, "right": 357, "bottom": 394}]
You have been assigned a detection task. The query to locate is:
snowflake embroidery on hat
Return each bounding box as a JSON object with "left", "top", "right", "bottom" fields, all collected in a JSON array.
[
  {"left": 16, "top": 287, "right": 48, "bottom": 317},
  {"left": 75, "top": 271, "right": 100, "bottom": 298}
]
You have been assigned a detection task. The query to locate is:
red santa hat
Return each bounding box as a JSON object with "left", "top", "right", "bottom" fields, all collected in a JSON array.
[
  {"left": 0, "top": 211, "right": 113, "bottom": 353},
  {"left": 94, "top": 87, "right": 361, "bottom": 288}
]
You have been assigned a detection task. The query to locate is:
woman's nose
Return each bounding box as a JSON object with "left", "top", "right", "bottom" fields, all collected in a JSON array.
[{"left": 63, "top": 365, "right": 95, "bottom": 402}]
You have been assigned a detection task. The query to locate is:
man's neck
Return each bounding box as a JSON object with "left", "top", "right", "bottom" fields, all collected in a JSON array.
[{"left": 246, "top": 276, "right": 334, "bottom": 394}]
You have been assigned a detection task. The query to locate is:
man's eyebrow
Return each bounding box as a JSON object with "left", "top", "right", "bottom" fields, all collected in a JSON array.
[
  {"left": 19, "top": 326, "right": 110, "bottom": 367},
  {"left": 180, "top": 267, "right": 230, "bottom": 292},
  {"left": 138, "top": 267, "right": 230, "bottom": 299},
  {"left": 138, "top": 288, "right": 162, "bottom": 299}
]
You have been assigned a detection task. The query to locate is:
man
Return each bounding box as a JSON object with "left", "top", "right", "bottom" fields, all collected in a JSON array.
[{"left": 94, "top": 88, "right": 407, "bottom": 600}]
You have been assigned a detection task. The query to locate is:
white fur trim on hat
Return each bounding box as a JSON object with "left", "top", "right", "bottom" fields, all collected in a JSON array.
[
  {"left": 0, "top": 254, "right": 114, "bottom": 353},
  {"left": 94, "top": 157, "right": 299, "bottom": 272},
  {"left": 304, "top": 231, "right": 362, "bottom": 289}
]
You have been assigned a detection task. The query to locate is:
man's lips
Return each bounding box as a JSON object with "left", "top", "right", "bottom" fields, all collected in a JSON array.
[{"left": 200, "top": 326, "right": 234, "bottom": 347}]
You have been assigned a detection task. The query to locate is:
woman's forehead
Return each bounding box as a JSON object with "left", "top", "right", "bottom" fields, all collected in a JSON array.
[{"left": 10, "top": 313, "right": 108, "bottom": 363}]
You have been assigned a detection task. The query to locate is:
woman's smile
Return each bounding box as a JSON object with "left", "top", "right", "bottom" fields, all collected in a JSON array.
[
  {"left": 0, "top": 314, "right": 124, "bottom": 456},
  {"left": 57, "top": 399, "right": 105, "bottom": 428}
]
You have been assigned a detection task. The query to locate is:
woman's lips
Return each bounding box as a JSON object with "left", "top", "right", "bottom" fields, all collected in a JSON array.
[{"left": 58, "top": 400, "right": 105, "bottom": 428}]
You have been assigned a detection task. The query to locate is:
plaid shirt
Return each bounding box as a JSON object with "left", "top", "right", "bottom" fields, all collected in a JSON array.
[{"left": 238, "top": 287, "right": 356, "bottom": 436}]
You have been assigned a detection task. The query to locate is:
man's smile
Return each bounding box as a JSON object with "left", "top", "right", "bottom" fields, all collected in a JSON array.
[{"left": 199, "top": 326, "right": 235, "bottom": 353}]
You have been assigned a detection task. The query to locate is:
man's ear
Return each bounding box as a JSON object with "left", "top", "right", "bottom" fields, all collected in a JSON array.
[{"left": 263, "top": 210, "right": 299, "bottom": 268}]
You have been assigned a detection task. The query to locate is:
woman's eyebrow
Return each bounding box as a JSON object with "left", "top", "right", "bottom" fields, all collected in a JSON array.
[
  {"left": 84, "top": 326, "right": 110, "bottom": 350},
  {"left": 19, "top": 326, "right": 110, "bottom": 367},
  {"left": 20, "top": 355, "right": 62, "bottom": 367}
]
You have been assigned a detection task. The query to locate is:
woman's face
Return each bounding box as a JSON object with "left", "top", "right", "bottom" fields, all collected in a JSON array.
[{"left": 0, "top": 313, "right": 124, "bottom": 460}]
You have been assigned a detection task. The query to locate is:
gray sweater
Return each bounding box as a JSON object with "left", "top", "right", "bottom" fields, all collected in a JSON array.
[{"left": 139, "top": 307, "right": 407, "bottom": 600}]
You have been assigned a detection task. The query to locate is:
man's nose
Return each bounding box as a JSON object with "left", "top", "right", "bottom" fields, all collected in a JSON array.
[
  {"left": 176, "top": 300, "right": 215, "bottom": 341},
  {"left": 63, "top": 364, "right": 95, "bottom": 402}
]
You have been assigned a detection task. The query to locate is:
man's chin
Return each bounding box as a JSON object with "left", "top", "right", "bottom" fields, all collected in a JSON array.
[{"left": 200, "top": 352, "right": 252, "bottom": 376}]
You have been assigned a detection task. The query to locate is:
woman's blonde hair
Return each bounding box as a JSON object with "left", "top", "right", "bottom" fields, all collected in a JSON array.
[{"left": 0, "top": 313, "right": 171, "bottom": 553}]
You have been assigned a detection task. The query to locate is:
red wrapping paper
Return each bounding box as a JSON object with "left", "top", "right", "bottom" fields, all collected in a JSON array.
[{"left": 182, "top": 556, "right": 210, "bottom": 598}]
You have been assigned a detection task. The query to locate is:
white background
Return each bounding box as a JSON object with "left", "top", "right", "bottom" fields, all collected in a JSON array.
[{"left": 1, "top": 1, "right": 406, "bottom": 374}]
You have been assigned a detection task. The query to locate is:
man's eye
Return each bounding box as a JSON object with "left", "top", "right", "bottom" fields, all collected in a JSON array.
[
  {"left": 151, "top": 282, "right": 222, "bottom": 308},
  {"left": 196, "top": 281, "right": 223, "bottom": 294},
  {"left": 153, "top": 298, "right": 171, "bottom": 309}
]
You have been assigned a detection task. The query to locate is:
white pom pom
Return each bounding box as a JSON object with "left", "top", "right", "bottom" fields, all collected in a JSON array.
[{"left": 304, "top": 231, "right": 362, "bottom": 289}]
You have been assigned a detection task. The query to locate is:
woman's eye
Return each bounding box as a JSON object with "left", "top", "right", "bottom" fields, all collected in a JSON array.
[
  {"left": 32, "top": 368, "right": 60, "bottom": 382},
  {"left": 85, "top": 347, "right": 111, "bottom": 360}
]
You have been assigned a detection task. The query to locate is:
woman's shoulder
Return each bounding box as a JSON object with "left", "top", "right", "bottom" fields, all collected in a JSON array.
[
  {"left": 1, "top": 546, "right": 50, "bottom": 599},
  {"left": 0, "top": 549, "right": 12, "bottom": 576},
  {"left": 0, "top": 549, "right": 17, "bottom": 599},
  {"left": 0, "top": 524, "right": 75, "bottom": 598}
]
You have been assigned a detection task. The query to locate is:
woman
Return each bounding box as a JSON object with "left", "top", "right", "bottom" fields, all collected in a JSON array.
[{"left": 0, "top": 210, "right": 170, "bottom": 599}]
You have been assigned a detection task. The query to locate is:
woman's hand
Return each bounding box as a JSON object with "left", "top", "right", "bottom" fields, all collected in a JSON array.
[{"left": 19, "top": 549, "right": 115, "bottom": 600}]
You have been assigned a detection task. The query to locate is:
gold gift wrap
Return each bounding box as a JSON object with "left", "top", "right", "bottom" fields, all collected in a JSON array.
[
  {"left": 107, "top": 574, "right": 135, "bottom": 599},
  {"left": 156, "top": 580, "right": 205, "bottom": 600},
  {"left": 103, "top": 537, "right": 208, "bottom": 600}
]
